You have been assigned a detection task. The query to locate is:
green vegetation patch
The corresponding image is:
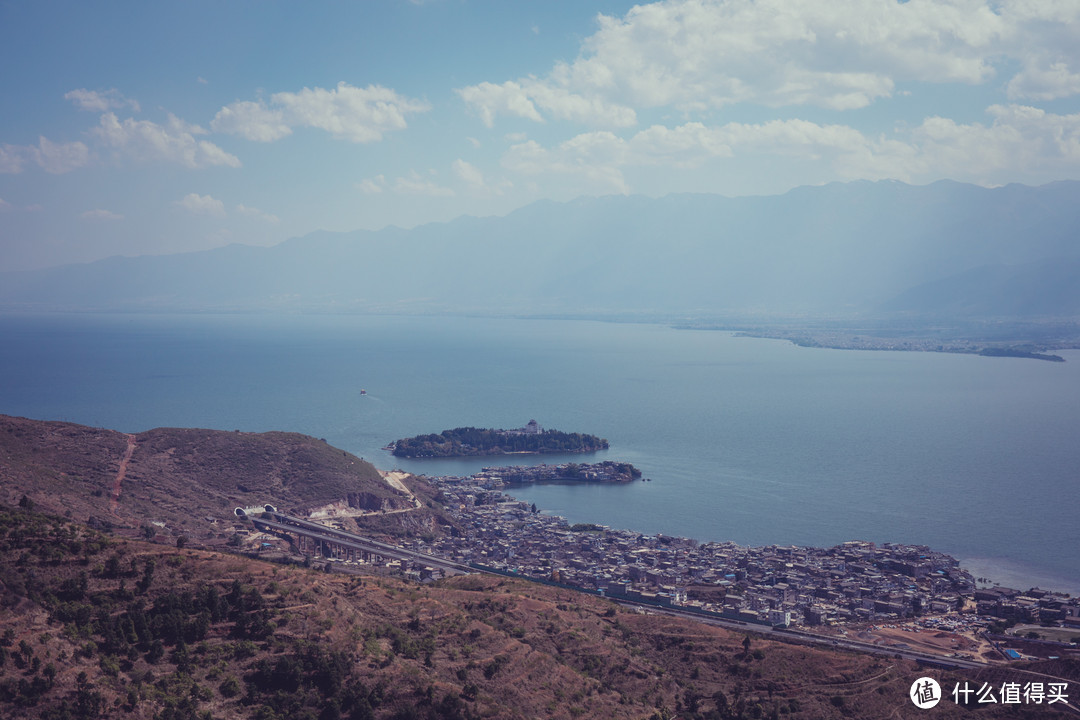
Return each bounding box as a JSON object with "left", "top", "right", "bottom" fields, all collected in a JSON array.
[{"left": 389, "top": 426, "right": 608, "bottom": 458}]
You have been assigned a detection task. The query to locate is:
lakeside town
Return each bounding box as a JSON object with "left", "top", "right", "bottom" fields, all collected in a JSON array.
[
  {"left": 235, "top": 457, "right": 1080, "bottom": 665},
  {"left": 365, "top": 466, "right": 1080, "bottom": 663}
]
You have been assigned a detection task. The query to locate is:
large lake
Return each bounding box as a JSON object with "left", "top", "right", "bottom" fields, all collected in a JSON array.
[{"left": 2, "top": 312, "right": 1077, "bottom": 592}]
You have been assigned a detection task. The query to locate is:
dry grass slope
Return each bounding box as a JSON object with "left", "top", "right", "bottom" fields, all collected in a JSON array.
[{"left": 0, "top": 414, "right": 414, "bottom": 546}]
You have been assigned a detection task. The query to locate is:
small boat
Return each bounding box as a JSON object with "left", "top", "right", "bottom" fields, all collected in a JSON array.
[{"left": 360, "top": 389, "right": 367, "bottom": 395}]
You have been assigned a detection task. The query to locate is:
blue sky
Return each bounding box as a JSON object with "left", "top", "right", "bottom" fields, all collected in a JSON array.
[{"left": 1, "top": 0, "right": 1079, "bottom": 271}]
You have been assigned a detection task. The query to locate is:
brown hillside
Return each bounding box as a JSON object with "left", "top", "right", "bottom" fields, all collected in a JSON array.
[{"left": 0, "top": 414, "right": 414, "bottom": 546}]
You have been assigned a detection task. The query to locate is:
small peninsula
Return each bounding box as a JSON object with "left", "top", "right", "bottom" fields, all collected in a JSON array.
[
  {"left": 387, "top": 420, "right": 609, "bottom": 458},
  {"left": 673, "top": 318, "right": 1076, "bottom": 362}
]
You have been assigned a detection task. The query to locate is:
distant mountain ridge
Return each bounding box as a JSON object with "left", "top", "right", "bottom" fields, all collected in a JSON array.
[
  {"left": 881, "top": 257, "right": 1080, "bottom": 317},
  {"left": 2, "top": 179, "right": 1078, "bottom": 319}
]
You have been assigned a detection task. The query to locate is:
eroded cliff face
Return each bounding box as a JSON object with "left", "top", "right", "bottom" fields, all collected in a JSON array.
[
  {"left": 306, "top": 492, "right": 412, "bottom": 518},
  {"left": 349, "top": 491, "right": 410, "bottom": 511},
  {"left": 391, "top": 510, "right": 442, "bottom": 535},
  {"left": 348, "top": 505, "right": 450, "bottom": 540}
]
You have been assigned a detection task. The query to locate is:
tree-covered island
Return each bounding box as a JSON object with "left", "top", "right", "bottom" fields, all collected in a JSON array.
[{"left": 387, "top": 420, "right": 609, "bottom": 458}]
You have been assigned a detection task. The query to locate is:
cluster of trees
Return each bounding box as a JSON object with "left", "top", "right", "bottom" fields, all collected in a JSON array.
[
  {"left": 390, "top": 427, "right": 608, "bottom": 458},
  {"left": 0, "top": 503, "right": 488, "bottom": 720},
  {"left": 0, "top": 505, "right": 286, "bottom": 718},
  {"left": 0, "top": 506, "right": 117, "bottom": 718}
]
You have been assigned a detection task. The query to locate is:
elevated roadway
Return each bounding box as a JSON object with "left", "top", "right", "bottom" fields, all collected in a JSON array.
[
  {"left": 248, "top": 511, "right": 473, "bottom": 577},
  {"left": 614, "top": 600, "right": 989, "bottom": 671}
]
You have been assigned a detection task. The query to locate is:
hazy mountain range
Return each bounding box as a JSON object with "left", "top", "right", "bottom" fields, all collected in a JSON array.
[{"left": 3, "top": 179, "right": 1078, "bottom": 320}]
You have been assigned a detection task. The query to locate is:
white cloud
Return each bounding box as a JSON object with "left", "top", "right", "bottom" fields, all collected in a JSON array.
[
  {"left": 459, "top": 0, "right": 1080, "bottom": 126},
  {"left": 452, "top": 159, "right": 485, "bottom": 187},
  {"left": 502, "top": 138, "right": 632, "bottom": 194},
  {"left": 236, "top": 204, "right": 280, "bottom": 223},
  {"left": 1001, "top": 1, "right": 1080, "bottom": 100},
  {"left": 197, "top": 76, "right": 209, "bottom": 85},
  {"left": 273, "top": 83, "right": 429, "bottom": 142},
  {"left": 0, "top": 137, "right": 89, "bottom": 174},
  {"left": 450, "top": 158, "right": 512, "bottom": 195},
  {"left": 458, "top": 82, "right": 545, "bottom": 127},
  {"left": 0, "top": 145, "right": 28, "bottom": 173},
  {"left": 500, "top": 104, "right": 1080, "bottom": 193},
  {"left": 357, "top": 175, "right": 386, "bottom": 194},
  {"left": 458, "top": 79, "right": 636, "bottom": 128},
  {"left": 210, "top": 101, "right": 291, "bottom": 142},
  {"left": 34, "top": 136, "right": 90, "bottom": 174},
  {"left": 80, "top": 209, "right": 124, "bottom": 221},
  {"left": 357, "top": 172, "right": 454, "bottom": 196},
  {"left": 212, "top": 82, "right": 430, "bottom": 143},
  {"left": 174, "top": 193, "right": 226, "bottom": 217},
  {"left": 1008, "top": 61, "right": 1080, "bottom": 101},
  {"left": 93, "top": 113, "right": 240, "bottom": 168},
  {"left": 854, "top": 104, "right": 1080, "bottom": 183},
  {"left": 65, "top": 88, "right": 140, "bottom": 113}
]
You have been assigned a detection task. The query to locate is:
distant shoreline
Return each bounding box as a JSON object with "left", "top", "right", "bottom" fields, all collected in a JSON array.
[
  {"left": 675, "top": 326, "right": 1072, "bottom": 362},
  {"left": 768, "top": 334, "right": 1067, "bottom": 362}
]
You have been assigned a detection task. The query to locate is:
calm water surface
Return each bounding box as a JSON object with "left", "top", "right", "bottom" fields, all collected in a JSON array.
[{"left": 2, "top": 313, "right": 1077, "bottom": 592}]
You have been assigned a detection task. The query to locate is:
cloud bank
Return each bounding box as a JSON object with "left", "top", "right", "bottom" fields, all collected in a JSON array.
[
  {"left": 175, "top": 193, "right": 226, "bottom": 217},
  {"left": 460, "top": 0, "right": 1080, "bottom": 126},
  {"left": 93, "top": 113, "right": 240, "bottom": 169},
  {"left": 212, "top": 82, "right": 430, "bottom": 143}
]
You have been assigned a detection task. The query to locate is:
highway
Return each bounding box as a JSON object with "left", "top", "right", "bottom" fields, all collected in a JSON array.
[
  {"left": 610, "top": 600, "right": 990, "bottom": 671},
  {"left": 248, "top": 511, "right": 474, "bottom": 576}
]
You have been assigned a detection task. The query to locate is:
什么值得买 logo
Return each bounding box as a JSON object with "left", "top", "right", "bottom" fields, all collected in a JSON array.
[{"left": 910, "top": 677, "right": 941, "bottom": 709}]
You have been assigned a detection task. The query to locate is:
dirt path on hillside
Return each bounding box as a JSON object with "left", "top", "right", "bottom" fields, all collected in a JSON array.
[
  {"left": 109, "top": 433, "right": 136, "bottom": 516},
  {"left": 381, "top": 471, "right": 423, "bottom": 511}
]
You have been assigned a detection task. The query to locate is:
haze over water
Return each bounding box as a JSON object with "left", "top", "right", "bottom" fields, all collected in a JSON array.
[{"left": 3, "top": 312, "right": 1077, "bottom": 593}]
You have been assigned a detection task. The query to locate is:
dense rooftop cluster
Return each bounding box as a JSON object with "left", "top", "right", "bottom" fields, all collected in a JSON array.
[
  {"left": 470, "top": 462, "right": 641, "bottom": 487},
  {"left": 402, "top": 475, "right": 1080, "bottom": 635}
]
